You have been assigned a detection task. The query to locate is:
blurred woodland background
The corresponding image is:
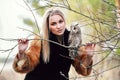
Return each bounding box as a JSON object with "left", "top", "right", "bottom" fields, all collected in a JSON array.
[{"left": 0, "top": 0, "right": 120, "bottom": 80}]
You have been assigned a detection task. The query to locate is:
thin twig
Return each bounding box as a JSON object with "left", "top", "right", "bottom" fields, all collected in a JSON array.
[
  {"left": 0, "top": 44, "right": 17, "bottom": 74},
  {"left": 23, "top": 0, "right": 40, "bottom": 35},
  {"left": 33, "top": 0, "right": 116, "bottom": 29},
  {"left": 69, "top": 64, "right": 120, "bottom": 79},
  {"left": 17, "top": 27, "right": 39, "bottom": 36},
  {"left": 92, "top": 68, "right": 99, "bottom": 80},
  {"left": 103, "top": 0, "right": 116, "bottom": 8}
]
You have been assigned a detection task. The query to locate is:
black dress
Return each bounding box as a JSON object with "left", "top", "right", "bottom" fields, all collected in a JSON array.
[{"left": 25, "top": 29, "right": 72, "bottom": 80}]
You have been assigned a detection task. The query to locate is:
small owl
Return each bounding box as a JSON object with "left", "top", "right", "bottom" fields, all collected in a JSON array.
[{"left": 68, "top": 22, "right": 82, "bottom": 58}]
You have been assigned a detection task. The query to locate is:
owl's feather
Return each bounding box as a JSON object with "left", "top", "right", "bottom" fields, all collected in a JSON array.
[{"left": 68, "top": 22, "right": 82, "bottom": 58}]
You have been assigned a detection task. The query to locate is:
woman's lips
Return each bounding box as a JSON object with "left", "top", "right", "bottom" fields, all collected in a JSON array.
[{"left": 57, "top": 29, "right": 63, "bottom": 33}]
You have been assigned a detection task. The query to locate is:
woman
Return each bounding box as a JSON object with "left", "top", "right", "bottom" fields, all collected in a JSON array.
[{"left": 13, "top": 7, "right": 95, "bottom": 80}]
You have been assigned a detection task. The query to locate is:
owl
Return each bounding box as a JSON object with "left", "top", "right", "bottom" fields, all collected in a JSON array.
[{"left": 68, "top": 22, "right": 82, "bottom": 58}]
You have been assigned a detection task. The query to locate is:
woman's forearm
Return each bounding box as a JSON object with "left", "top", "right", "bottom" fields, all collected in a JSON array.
[
  {"left": 72, "top": 43, "right": 95, "bottom": 76},
  {"left": 13, "top": 36, "right": 41, "bottom": 73},
  {"left": 72, "top": 54, "right": 93, "bottom": 76}
]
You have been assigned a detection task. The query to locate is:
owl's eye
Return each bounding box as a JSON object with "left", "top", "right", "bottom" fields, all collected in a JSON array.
[{"left": 74, "top": 27, "right": 76, "bottom": 30}]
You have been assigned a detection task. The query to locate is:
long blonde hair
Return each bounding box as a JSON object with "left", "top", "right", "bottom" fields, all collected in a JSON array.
[{"left": 42, "top": 7, "right": 66, "bottom": 63}]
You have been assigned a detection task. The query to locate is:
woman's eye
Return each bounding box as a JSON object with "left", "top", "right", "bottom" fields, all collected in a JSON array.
[
  {"left": 51, "top": 22, "right": 56, "bottom": 26},
  {"left": 59, "top": 20, "right": 63, "bottom": 23}
]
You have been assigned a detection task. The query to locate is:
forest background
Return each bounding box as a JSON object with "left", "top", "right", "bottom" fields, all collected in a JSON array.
[{"left": 0, "top": 0, "right": 120, "bottom": 80}]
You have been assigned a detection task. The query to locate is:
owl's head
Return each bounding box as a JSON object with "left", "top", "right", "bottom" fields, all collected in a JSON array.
[{"left": 70, "top": 22, "right": 81, "bottom": 34}]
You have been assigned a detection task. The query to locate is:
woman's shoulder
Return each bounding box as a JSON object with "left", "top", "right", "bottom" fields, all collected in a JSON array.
[
  {"left": 65, "top": 29, "right": 70, "bottom": 34},
  {"left": 34, "top": 34, "right": 43, "bottom": 39},
  {"left": 30, "top": 35, "right": 42, "bottom": 47}
]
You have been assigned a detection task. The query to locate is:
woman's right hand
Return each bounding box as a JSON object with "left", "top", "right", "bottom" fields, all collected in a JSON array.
[{"left": 18, "top": 39, "right": 29, "bottom": 53}]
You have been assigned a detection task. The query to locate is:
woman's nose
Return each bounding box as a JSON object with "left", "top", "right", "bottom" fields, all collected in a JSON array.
[{"left": 57, "top": 24, "right": 61, "bottom": 28}]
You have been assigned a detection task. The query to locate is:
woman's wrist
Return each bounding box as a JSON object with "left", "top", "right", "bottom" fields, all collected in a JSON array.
[{"left": 17, "top": 52, "right": 26, "bottom": 60}]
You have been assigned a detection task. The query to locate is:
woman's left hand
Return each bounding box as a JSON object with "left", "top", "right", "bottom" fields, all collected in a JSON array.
[
  {"left": 84, "top": 43, "right": 96, "bottom": 57},
  {"left": 73, "top": 43, "right": 96, "bottom": 75}
]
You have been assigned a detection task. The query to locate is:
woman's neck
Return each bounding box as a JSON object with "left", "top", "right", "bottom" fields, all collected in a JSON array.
[{"left": 56, "top": 35, "right": 64, "bottom": 44}]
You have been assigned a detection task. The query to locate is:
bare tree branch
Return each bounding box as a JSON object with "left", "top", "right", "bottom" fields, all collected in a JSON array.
[
  {"left": 0, "top": 44, "right": 17, "bottom": 74},
  {"left": 23, "top": 0, "right": 40, "bottom": 35}
]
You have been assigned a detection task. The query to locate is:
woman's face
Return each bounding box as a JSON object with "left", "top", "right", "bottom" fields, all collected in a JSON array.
[{"left": 49, "top": 14, "right": 65, "bottom": 36}]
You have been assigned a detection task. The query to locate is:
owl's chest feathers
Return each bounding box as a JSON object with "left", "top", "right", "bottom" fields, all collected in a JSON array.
[{"left": 69, "top": 35, "right": 82, "bottom": 50}]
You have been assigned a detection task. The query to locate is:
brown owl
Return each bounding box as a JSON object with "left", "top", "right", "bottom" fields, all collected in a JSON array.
[{"left": 68, "top": 22, "right": 82, "bottom": 58}]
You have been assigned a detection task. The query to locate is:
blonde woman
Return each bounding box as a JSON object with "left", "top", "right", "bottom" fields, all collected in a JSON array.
[{"left": 13, "top": 7, "right": 95, "bottom": 80}]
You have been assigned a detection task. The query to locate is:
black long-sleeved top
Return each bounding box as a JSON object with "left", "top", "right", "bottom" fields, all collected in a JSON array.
[{"left": 25, "top": 29, "right": 72, "bottom": 80}]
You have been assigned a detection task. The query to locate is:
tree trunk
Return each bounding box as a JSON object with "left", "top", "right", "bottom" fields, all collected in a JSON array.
[{"left": 115, "top": 0, "right": 120, "bottom": 28}]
